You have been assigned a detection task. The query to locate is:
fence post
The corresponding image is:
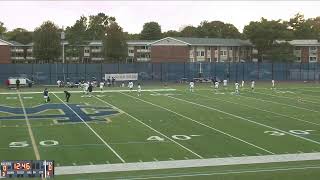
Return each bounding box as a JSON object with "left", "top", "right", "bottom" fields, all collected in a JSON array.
[
  {"left": 242, "top": 63, "right": 245, "bottom": 81},
  {"left": 300, "top": 62, "right": 302, "bottom": 81},
  {"left": 100, "top": 62, "right": 103, "bottom": 81},
  {"left": 272, "top": 62, "right": 274, "bottom": 80},
  {"left": 160, "top": 63, "right": 163, "bottom": 82},
  {"left": 257, "top": 62, "right": 260, "bottom": 80},
  {"left": 184, "top": 62, "right": 186, "bottom": 78},
  {"left": 49, "top": 64, "right": 52, "bottom": 84}
]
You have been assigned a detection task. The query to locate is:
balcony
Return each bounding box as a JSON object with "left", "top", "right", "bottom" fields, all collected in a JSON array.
[
  {"left": 26, "top": 57, "right": 35, "bottom": 60},
  {"left": 91, "top": 57, "right": 104, "bottom": 61},
  {"left": 11, "top": 49, "right": 24, "bottom": 53},
  {"left": 137, "top": 58, "right": 150, "bottom": 62},
  {"left": 137, "top": 49, "right": 150, "bottom": 53},
  {"left": 91, "top": 49, "right": 101, "bottom": 53},
  {"left": 11, "top": 57, "right": 25, "bottom": 60}
]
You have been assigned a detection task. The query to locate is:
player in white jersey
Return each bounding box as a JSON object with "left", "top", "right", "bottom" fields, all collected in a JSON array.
[
  {"left": 137, "top": 83, "right": 142, "bottom": 96},
  {"left": 99, "top": 81, "right": 104, "bottom": 92},
  {"left": 83, "top": 82, "right": 88, "bottom": 95},
  {"left": 235, "top": 82, "right": 240, "bottom": 95},
  {"left": 223, "top": 79, "right": 227, "bottom": 89},
  {"left": 128, "top": 81, "right": 134, "bottom": 91},
  {"left": 189, "top": 81, "right": 194, "bottom": 92},
  {"left": 214, "top": 81, "right": 219, "bottom": 91},
  {"left": 251, "top": 80, "right": 255, "bottom": 92},
  {"left": 271, "top": 79, "right": 275, "bottom": 90},
  {"left": 241, "top": 80, "right": 245, "bottom": 88}
]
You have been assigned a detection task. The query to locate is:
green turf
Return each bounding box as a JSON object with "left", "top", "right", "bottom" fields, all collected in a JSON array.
[{"left": 0, "top": 82, "right": 320, "bottom": 179}]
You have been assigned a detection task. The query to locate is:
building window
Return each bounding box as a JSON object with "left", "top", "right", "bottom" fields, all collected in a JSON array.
[
  {"left": 208, "top": 47, "right": 211, "bottom": 50},
  {"left": 128, "top": 50, "right": 134, "bottom": 54},
  {"left": 309, "top": 56, "right": 317, "bottom": 62},
  {"left": 296, "top": 57, "right": 301, "bottom": 62},
  {"left": 309, "top": 46, "right": 317, "bottom": 51},
  {"left": 200, "top": 51, "right": 205, "bottom": 57},
  {"left": 196, "top": 51, "right": 200, "bottom": 56},
  {"left": 207, "top": 58, "right": 211, "bottom": 62},
  {"left": 220, "top": 50, "right": 227, "bottom": 56},
  {"left": 190, "top": 58, "right": 194, "bottom": 62},
  {"left": 295, "top": 47, "right": 300, "bottom": 50}
]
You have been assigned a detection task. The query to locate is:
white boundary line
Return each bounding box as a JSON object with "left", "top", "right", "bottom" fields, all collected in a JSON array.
[
  {"left": 120, "top": 92, "right": 274, "bottom": 154},
  {"left": 17, "top": 91, "right": 41, "bottom": 160},
  {"left": 110, "top": 166, "right": 320, "bottom": 180},
  {"left": 166, "top": 95, "right": 320, "bottom": 146},
  {"left": 240, "top": 93, "right": 320, "bottom": 113},
  {"left": 192, "top": 92, "right": 320, "bottom": 126},
  {"left": 54, "top": 152, "right": 320, "bottom": 175},
  {"left": 0, "top": 89, "right": 176, "bottom": 95},
  {"left": 92, "top": 95, "right": 203, "bottom": 159},
  {"left": 52, "top": 93, "right": 126, "bottom": 163},
  {"left": 254, "top": 91, "right": 320, "bottom": 105}
]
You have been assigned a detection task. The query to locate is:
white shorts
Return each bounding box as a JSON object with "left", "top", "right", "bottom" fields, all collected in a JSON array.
[{"left": 44, "top": 96, "right": 48, "bottom": 99}]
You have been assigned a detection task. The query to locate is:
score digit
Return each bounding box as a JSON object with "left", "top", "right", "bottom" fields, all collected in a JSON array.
[{"left": 2, "top": 165, "right": 7, "bottom": 171}]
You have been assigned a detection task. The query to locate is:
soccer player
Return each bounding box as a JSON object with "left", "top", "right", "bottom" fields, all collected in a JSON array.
[
  {"left": 43, "top": 88, "right": 49, "bottom": 103},
  {"left": 88, "top": 83, "right": 93, "bottom": 97},
  {"left": 223, "top": 79, "right": 227, "bottom": 89},
  {"left": 64, "top": 91, "right": 71, "bottom": 102},
  {"left": 99, "top": 81, "right": 104, "bottom": 92},
  {"left": 235, "top": 82, "right": 240, "bottom": 95},
  {"left": 83, "top": 82, "right": 88, "bottom": 95},
  {"left": 189, "top": 81, "right": 194, "bottom": 92},
  {"left": 128, "top": 81, "right": 134, "bottom": 92},
  {"left": 251, "top": 80, "right": 255, "bottom": 92},
  {"left": 271, "top": 79, "right": 275, "bottom": 90},
  {"left": 137, "top": 83, "right": 142, "bottom": 96},
  {"left": 16, "top": 79, "right": 20, "bottom": 90},
  {"left": 241, "top": 80, "right": 245, "bottom": 88},
  {"left": 57, "top": 80, "right": 61, "bottom": 87},
  {"left": 214, "top": 81, "right": 219, "bottom": 92}
]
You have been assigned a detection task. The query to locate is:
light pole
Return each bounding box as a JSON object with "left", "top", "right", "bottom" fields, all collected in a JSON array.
[{"left": 61, "top": 30, "right": 66, "bottom": 83}]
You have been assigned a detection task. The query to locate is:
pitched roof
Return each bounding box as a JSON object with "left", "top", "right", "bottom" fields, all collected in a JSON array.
[
  {"left": 276, "top": 39, "right": 320, "bottom": 46},
  {"left": 172, "top": 37, "right": 252, "bottom": 46},
  {"left": 127, "top": 40, "right": 155, "bottom": 45},
  {"left": 0, "top": 39, "right": 13, "bottom": 46}
]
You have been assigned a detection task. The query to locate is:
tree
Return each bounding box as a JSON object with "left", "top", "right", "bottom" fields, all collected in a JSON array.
[
  {"left": 163, "top": 30, "right": 180, "bottom": 37},
  {"left": 33, "top": 21, "right": 61, "bottom": 62},
  {"left": 104, "top": 22, "right": 127, "bottom": 62},
  {"left": 197, "top": 21, "right": 241, "bottom": 38},
  {"left": 87, "top": 13, "right": 115, "bottom": 40},
  {"left": 65, "top": 16, "right": 89, "bottom": 45},
  {"left": 5, "top": 28, "right": 33, "bottom": 44},
  {"left": 243, "top": 18, "right": 293, "bottom": 61},
  {"left": 180, "top": 26, "right": 198, "bottom": 37},
  {"left": 140, "top": 22, "right": 162, "bottom": 40},
  {"left": 0, "top": 21, "right": 6, "bottom": 38},
  {"left": 266, "top": 42, "right": 295, "bottom": 62}
]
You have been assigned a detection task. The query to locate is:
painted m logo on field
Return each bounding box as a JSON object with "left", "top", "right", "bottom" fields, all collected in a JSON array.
[{"left": 0, "top": 104, "right": 119, "bottom": 123}]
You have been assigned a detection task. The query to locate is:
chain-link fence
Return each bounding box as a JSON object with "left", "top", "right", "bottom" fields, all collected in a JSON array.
[{"left": 1, "top": 62, "right": 320, "bottom": 84}]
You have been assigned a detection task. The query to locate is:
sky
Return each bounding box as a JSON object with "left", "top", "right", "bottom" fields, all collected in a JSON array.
[{"left": 1, "top": 1, "right": 320, "bottom": 33}]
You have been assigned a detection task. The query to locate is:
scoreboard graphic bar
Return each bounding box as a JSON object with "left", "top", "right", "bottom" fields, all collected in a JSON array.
[{"left": 1, "top": 160, "right": 54, "bottom": 178}]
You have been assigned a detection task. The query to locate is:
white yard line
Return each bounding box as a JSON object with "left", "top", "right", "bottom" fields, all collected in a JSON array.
[
  {"left": 92, "top": 95, "right": 203, "bottom": 159},
  {"left": 52, "top": 93, "right": 126, "bottom": 163},
  {"left": 121, "top": 92, "right": 274, "bottom": 155},
  {"left": 0, "top": 89, "right": 176, "bottom": 95},
  {"left": 17, "top": 91, "right": 41, "bottom": 160},
  {"left": 240, "top": 93, "right": 320, "bottom": 113},
  {"left": 254, "top": 91, "right": 320, "bottom": 105},
  {"left": 192, "top": 92, "right": 320, "bottom": 126},
  {"left": 167, "top": 95, "right": 320, "bottom": 146},
  {"left": 54, "top": 152, "right": 320, "bottom": 175}
]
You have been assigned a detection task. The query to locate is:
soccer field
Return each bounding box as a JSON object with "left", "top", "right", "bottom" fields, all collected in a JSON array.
[{"left": 1, "top": 82, "right": 320, "bottom": 179}]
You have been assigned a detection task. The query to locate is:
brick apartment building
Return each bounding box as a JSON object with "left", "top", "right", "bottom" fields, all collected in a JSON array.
[
  {"left": 0, "top": 39, "right": 11, "bottom": 64},
  {"left": 0, "top": 39, "right": 104, "bottom": 63},
  {"left": 127, "top": 37, "right": 257, "bottom": 63},
  {"left": 276, "top": 40, "right": 320, "bottom": 63}
]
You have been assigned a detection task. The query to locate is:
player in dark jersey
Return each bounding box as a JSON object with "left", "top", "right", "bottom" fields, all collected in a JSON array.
[
  {"left": 64, "top": 91, "right": 71, "bottom": 102},
  {"left": 16, "top": 79, "right": 20, "bottom": 90},
  {"left": 43, "top": 88, "right": 49, "bottom": 103}
]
